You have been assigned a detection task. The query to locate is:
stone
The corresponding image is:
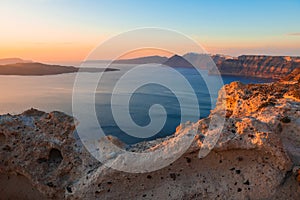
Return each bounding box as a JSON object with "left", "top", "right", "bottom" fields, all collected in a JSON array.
[{"left": 0, "top": 70, "right": 299, "bottom": 199}]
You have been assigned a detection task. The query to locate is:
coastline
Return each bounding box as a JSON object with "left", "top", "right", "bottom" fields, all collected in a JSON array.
[{"left": 0, "top": 62, "right": 119, "bottom": 76}]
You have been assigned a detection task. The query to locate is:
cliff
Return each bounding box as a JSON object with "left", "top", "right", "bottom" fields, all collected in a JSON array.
[
  {"left": 281, "top": 67, "right": 300, "bottom": 82},
  {"left": 0, "top": 72, "right": 299, "bottom": 199},
  {"left": 62, "top": 54, "right": 300, "bottom": 79},
  {"left": 162, "top": 53, "right": 300, "bottom": 80},
  {"left": 209, "top": 55, "right": 300, "bottom": 79}
]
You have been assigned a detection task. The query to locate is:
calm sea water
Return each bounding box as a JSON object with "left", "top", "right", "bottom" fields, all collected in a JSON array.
[{"left": 0, "top": 63, "right": 273, "bottom": 144}]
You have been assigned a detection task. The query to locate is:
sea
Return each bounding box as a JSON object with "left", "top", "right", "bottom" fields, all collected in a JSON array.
[{"left": 0, "top": 63, "right": 274, "bottom": 144}]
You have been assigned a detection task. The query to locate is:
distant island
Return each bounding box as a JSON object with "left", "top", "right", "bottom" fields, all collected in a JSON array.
[
  {"left": 0, "top": 60, "right": 119, "bottom": 76},
  {"left": 112, "top": 55, "right": 168, "bottom": 64},
  {"left": 2, "top": 54, "right": 300, "bottom": 78},
  {"left": 163, "top": 54, "right": 194, "bottom": 68},
  {"left": 112, "top": 53, "right": 300, "bottom": 79},
  {"left": 0, "top": 58, "right": 32, "bottom": 65}
]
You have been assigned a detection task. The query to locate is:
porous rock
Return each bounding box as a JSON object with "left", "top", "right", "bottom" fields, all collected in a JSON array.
[{"left": 0, "top": 72, "right": 300, "bottom": 199}]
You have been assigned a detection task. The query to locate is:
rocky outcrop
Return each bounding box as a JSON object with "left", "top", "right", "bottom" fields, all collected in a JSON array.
[
  {"left": 0, "top": 72, "right": 299, "bottom": 199},
  {"left": 0, "top": 110, "right": 96, "bottom": 199},
  {"left": 209, "top": 55, "right": 300, "bottom": 79}
]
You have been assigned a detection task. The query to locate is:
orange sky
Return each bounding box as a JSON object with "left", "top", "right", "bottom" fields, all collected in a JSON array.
[
  {"left": 1, "top": 1, "right": 299, "bottom": 63},
  {"left": 1, "top": 34, "right": 300, "bottom": 63}
]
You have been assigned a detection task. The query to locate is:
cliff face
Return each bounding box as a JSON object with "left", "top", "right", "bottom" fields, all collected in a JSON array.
[
  {"left": 209, "top": 55, "right": 300, "bottom": 79},
  {"left": 168, "top": 53, "right": 300, "bottom": 79},
  {"left": 281, "top": 67, "right": 300, "bottom": 82},
  {"left": 0, "top": 72, "right": 300, "bottom": 199}
]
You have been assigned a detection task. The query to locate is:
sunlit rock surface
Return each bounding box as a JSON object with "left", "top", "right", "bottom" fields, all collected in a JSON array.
[
  {"left": 209, "top": 55, "right": 300, "bottom": 79},
  {"left": 0, "top": 71, "right": 299, "bottom": 199}
]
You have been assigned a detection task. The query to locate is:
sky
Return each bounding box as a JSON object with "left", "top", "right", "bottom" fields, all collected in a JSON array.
[{"left": 1, "top": 0, "right": 300, "bottom": 62}]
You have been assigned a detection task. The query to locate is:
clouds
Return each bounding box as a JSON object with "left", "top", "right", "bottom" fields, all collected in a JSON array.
[{"left": 287, "top": 33, "right": 300, "bottom": 36}]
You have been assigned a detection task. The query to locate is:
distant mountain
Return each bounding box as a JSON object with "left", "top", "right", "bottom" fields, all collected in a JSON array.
[
  {"left": 0, "top": 58, "right": 32, "bottom": 65},
  {"left": 0, "top": 62, "right": 119, "bottom": 76},
  {"left": 182, "top": 53, "right": 237, "bottom": 70},
  {"left": 3, "top": 54, "right": 299, "bottom": 79},
  {"left": 163, "top": 53, "right": 300, "bottom": 79},
  {"left": 162, "top": 54, "right": 194, "bottom": 68},
  {"left": 209, "top": 55, "right": 300, "bottom": 79},
  {"left": 113, "top": 55, "right": 168, "bottom": 64}
]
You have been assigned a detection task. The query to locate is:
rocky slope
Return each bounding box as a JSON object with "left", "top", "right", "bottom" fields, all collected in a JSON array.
[
  {"left": 209, "top": 55, "right": 300, "bottom": 79},
  {"left": 0, "top": 72, "right": 300, "bottom": 199}
]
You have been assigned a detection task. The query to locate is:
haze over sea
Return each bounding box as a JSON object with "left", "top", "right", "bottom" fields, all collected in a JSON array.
[{"left": 0, "top": 62, "right": 273, "bottom": 144}]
